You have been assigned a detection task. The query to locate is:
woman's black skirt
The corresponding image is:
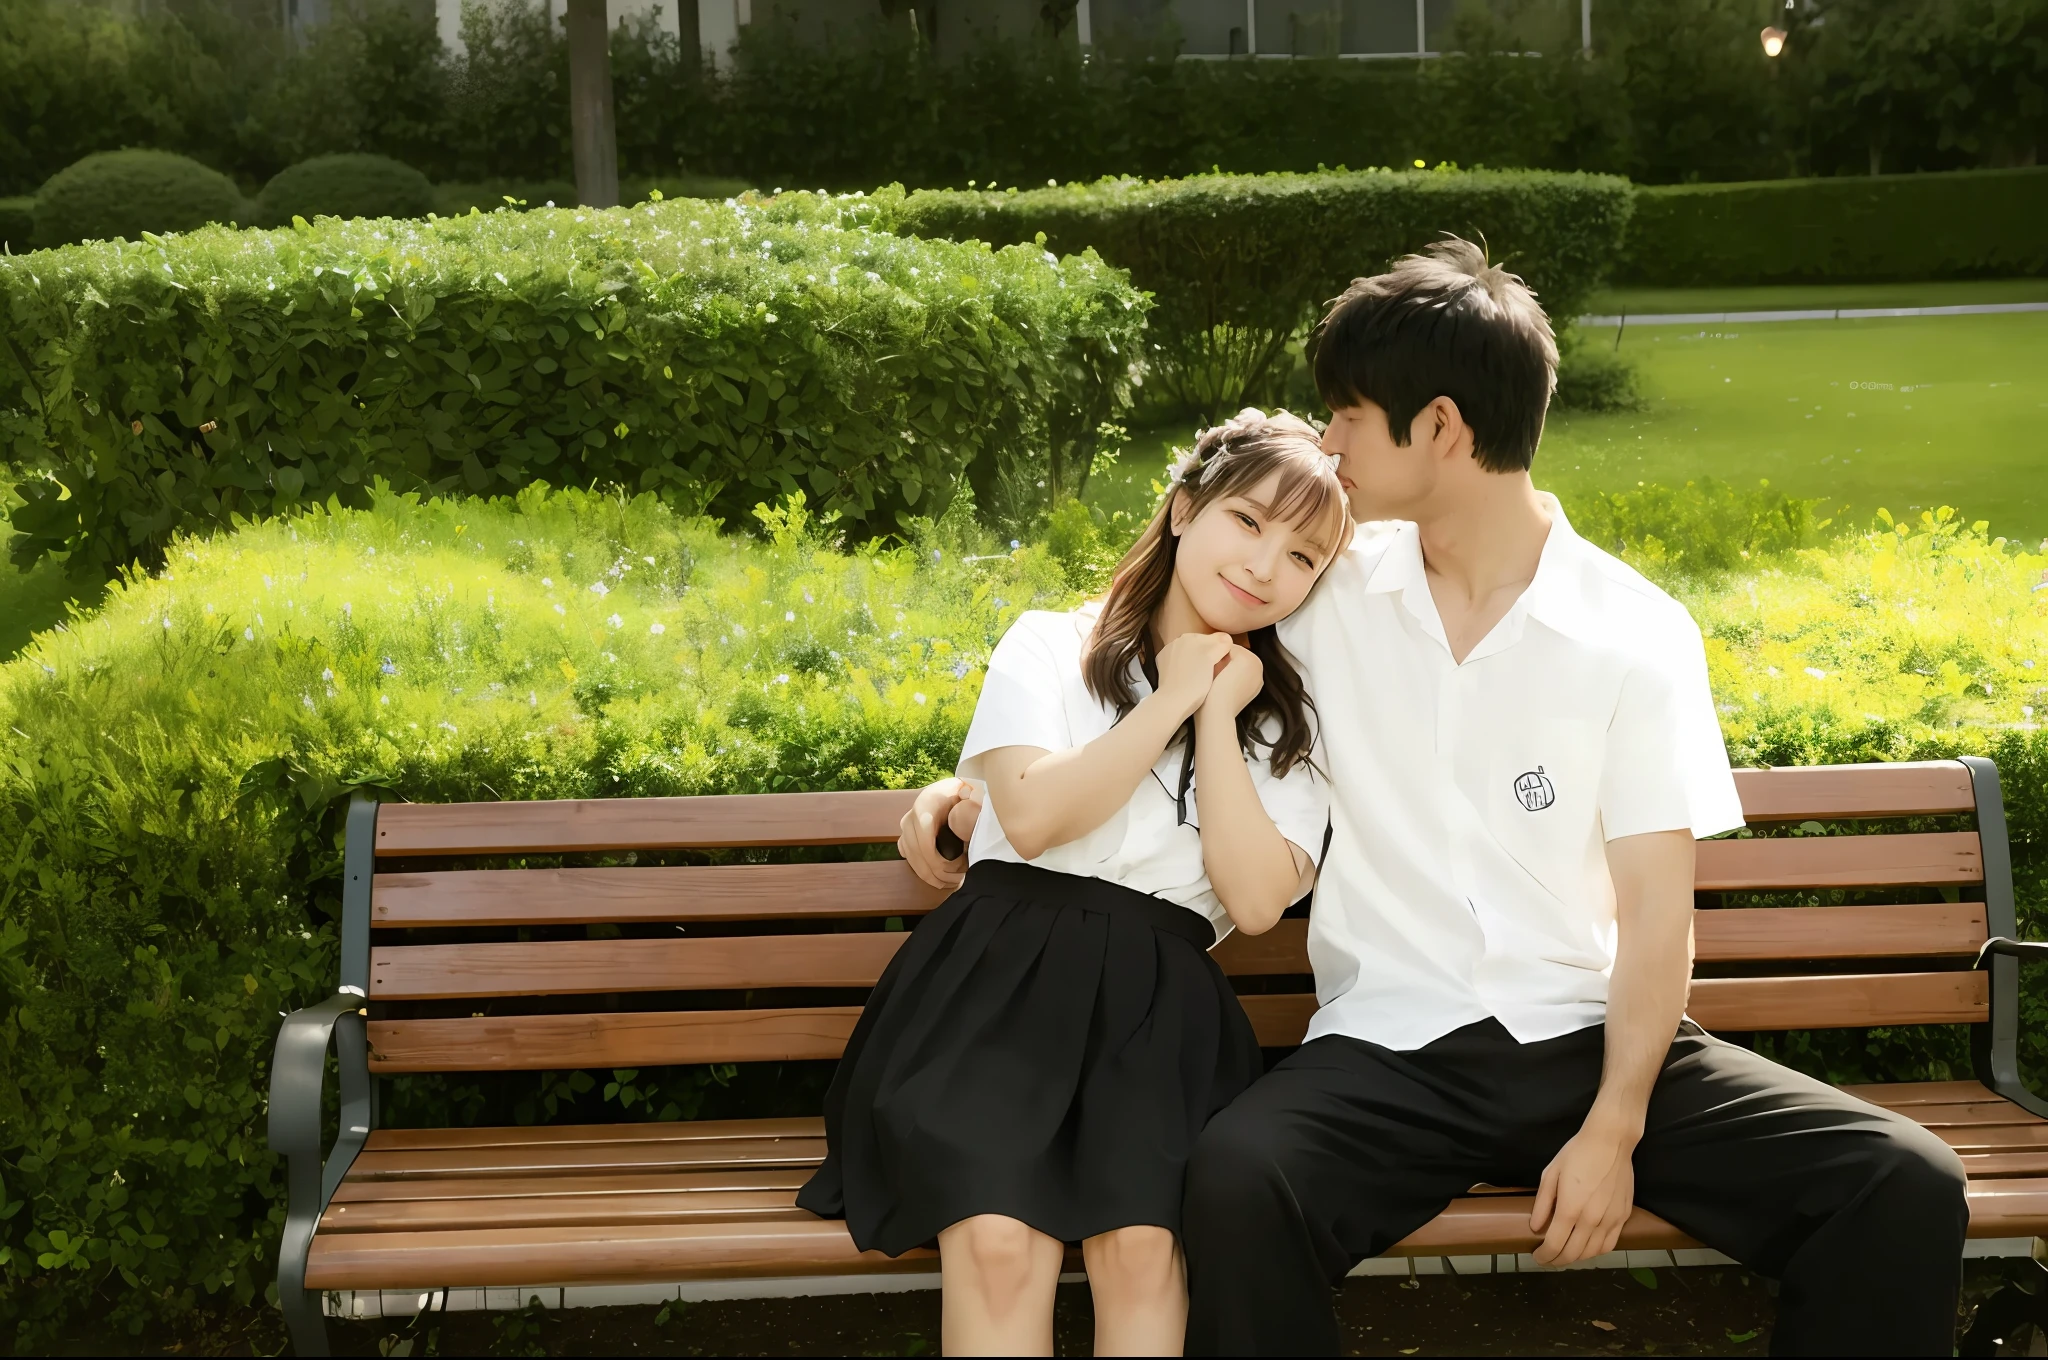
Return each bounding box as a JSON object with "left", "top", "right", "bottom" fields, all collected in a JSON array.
[{"left": 795, "top": 859, "right": 1264, "bottom": 1257}]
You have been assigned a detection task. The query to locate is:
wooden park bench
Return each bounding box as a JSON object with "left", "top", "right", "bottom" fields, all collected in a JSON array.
[{"left": 271, "top": 757, "right": 2048, "bottom": 1355}]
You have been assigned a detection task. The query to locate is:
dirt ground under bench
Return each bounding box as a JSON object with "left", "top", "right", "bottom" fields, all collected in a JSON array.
[{"left": 30, "top": 1261, "right": 2041, "bottom": 1356}]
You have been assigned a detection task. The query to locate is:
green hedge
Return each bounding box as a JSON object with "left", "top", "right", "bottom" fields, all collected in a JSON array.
[
  {"left": 0, "top": 195, "right": 1145, "bottom": 576},
  {"left": 885, "top": 169, "right": 1635, "bottom": 414},
  {"left": 1620, "top": 167, "right": 2048, "bottom": 287},
  {"left": 255, "top": 154, "right": 435, "bottom": 227},
  {"left": 29, "top": 150, "right": 247, "bottom": 250},
  {"left": 3, "top": 478, "right": 2046, "bottom": 1339}
]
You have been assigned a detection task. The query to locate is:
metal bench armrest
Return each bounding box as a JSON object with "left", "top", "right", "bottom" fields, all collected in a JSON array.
[
  {"left": 268, "top": 989, "right": 372, "bottom": 1358},
  {"left": 1979, "top": 937, "right": 2048, "bottom": 969}
]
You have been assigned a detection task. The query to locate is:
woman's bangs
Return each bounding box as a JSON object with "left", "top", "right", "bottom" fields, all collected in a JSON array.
[{"left": 1254, "top": 456, "right": 1349, "bottom": 554}]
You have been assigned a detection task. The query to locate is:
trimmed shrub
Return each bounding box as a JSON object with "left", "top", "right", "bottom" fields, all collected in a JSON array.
[
  {"left": 1620, "top": 167, "right": 2048, "bottom": 288},
  {"left": 255, "top": 153, "right": 435, "bottom": 226},
  {"left": 886, "top": 169, "right": 1635, "bottom": 416},
  {"left": 432, "top": 175, "right": 756, "bottom": 218},
  {"left": 0, "top": 196, "right": 30, "bottom": 252},
  {"left": 30, "top": 150, "right": 246, "bottom": 249},
  {"left": 0, "top": 195, "right": 1147, "bottom": 575},
  {"left": 2, "top": 482, "right": 2047, "bottom": 1340}
]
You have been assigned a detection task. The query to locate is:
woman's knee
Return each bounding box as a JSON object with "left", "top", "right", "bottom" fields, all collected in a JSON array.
[
  {"left": 1085, "top": 1225, "right": 1180, "bottom": 1293},
  {"left": 944, "top": 1214, "right": 1057, "bottom": 1287}
]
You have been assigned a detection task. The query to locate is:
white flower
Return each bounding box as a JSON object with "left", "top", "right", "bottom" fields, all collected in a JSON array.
[
  {"left": 343, "top": 602, "right": 352, "bottom": 618},
  {"left": 803, "top": 590, "right": 814, "bottom": 604},
  {"left": 554, "top": 603, "right": 566, "bottom": 615},
  {"left": 244, "top": 628, "right": 254, "bottom": 641},
  {"left": 589, "top": 581, "right": 610, "bottom": 597},
  {"left": 438, "top": 721, "right": 458, "bottom": 733},
  {"left": 379, "top": 694, "right": 389, "bottom": 705},
  {"left": 607, "top": 613, "right": 624, "bottom": 628},
  {"left": 913, "top": 692, "right": 928, "bottom": 705},
  {"left": 1804, "top": 667, "right": 1827, "bottom": 680},
  {"left": 542, "top": 577, "right": 554, "bottom": 587},
  {"left": 301, "top": 694, "right": 315, "bottom": 709},
  {"left": 775, "top": 673, "right": 790, "bottom": 684},
  {"left": 785, "top": 611, "right": 795, "bottom": 622},
  {"left": 162, "top": 617, "right": 172, "bottom": 631},
  {"left": 321, "top": 668, "right": 333, "bottom": 681},
  {"left": 649, "top": 622, "right": 666, "bottom": 635}
]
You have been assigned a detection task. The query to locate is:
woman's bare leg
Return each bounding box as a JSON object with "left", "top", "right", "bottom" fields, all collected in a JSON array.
[
  {"left": 937, "top": 1214, "right": 1066, "bottom": 1356},
  {"left": 1082, "top": 1225, "right": 1186, "bottom": 1356}
]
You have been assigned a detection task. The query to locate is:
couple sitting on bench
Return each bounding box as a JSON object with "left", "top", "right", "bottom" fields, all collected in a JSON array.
[{"left": 794, "top": 240, "right": 1969, "bottom": 1357}]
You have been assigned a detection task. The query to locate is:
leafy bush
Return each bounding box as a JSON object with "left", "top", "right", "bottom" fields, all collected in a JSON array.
[
  {"left": 1620, "top": 167, "right": 2048, "bottom": 287},
  {"left": 0, "top": 196, "right": 29, "bottom": 252},
  {"left": 0, "top": 194, "right": 1146, "bottom": 575},
  {"left": 30, "top": 150, "right": 247, "bottom": 249},
  {"left": 1552, "top": 334, "right": 1643, "bottom": 414},
  {"left": 0, "top": 481, "right": 1073, "bottom": 1341},
  {"left": 1567, "top": 477, "right": 1824, "bottom": 573},
  {"left": 432, "top": 175, "right": 757, "bottom": 217},
  {"left": 2, "top": 480, "right": 2046, "bottom": 1340},
  {"left": 887, "top": 168, "right": 1634, "bottom": 416},
  {"left": 255, "top": 154, "right": 435, "bottom": 227}
]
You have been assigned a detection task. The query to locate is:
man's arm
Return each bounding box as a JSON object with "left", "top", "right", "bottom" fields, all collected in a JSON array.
[{"left": 1528, "top": 828, "right": 1696, "bottom": 1266}]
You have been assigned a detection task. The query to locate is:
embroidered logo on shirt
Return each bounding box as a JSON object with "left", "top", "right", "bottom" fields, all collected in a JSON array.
[{"left": 1513, "top": 767, "right": 1556, "bottom": 812}]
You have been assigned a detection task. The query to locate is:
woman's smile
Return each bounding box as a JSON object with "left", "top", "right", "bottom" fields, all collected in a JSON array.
[{"left": 1220, "top": 575, "right": 1268, "bottom": 608}]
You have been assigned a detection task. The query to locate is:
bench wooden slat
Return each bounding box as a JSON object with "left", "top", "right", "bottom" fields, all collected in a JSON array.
[
  {"left": 333, "top": 1169, "right": 812, "bottom": 1204},
  {"left": 368, "top": 901, "right": 1989, "bottom": 1002},
  {"left": 322, "top": 1189, "right": 813, "bottom": 1234},
  {"left": 1693, "top": 903, "right": 1986, "bottom": 960},
  {"left": 1210, "top": 920, "right": 1310, "bottom": 975},
  {"left": 1687, "top": 970, "right": 1987, "bottom": 1030},
  {"left": 1934, "top": 1123, "right": 2048, "bottom": 1152},
  {"left": 368, "top": 1009, "right": 863, "bottom": 1073},
  {"left": 1388, "top": 1197, "right": 1697, "bottom": 1255},
  {"left": 373, "top": 790, "right": 917, "bottom": 858},
  {"left": 303, "top": 1218, "right": 935, "bottom": 1290},
  {"left": 372, "top": 861, "right": 947, "bottom": 928},
  {"left": 347, "top": 1137, "right": 826, "bottom": 1181},
  {"left": 1732, "top": 762, "right": 1976, "bottom": 821},
  {"left": 371, "top": 934, "right": 912, "bottom": 1000},
  {"left": 360, "top": 1118, "right": 824, "bottom": 1152},
  {"left": 1841, "top": 1079, "right": 2000, "bottom": 1107},
  {"left": 1695, "top": 832, "right": 1981, "bottom": 891},
  {"left": 1962, "top": 1152, "right": 2048, "bottom": 1177}
]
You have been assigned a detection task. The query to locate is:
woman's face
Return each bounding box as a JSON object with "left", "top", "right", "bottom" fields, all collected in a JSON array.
[{"left": 1171, "top": 472, "right": 1340, "bottom": 635}]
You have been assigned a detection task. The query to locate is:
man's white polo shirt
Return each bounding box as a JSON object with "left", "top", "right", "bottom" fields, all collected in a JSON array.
[{"left": 1279, "top": 495, "right": 1746, "bottom": 1052}]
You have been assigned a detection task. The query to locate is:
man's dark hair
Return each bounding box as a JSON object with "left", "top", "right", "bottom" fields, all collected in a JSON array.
[{"left": 1310, "top": 237, "right": 1558, "bottom": 473}]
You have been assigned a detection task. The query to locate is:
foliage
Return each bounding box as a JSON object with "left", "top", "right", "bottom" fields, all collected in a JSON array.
[
  {"left": 0, "top": 481, "right": 1076, "bottom": 1342},
  {"left": 1659, "top": 508, "right": 2048, "bottom": 1089},
  {"left": 1568, "top": 477, "right": 1826, "bottom": 575},
  {"left": 0, "top": 197, "right": 29, "bottom": 253},
  {"left": 1621, "top": 167, "right": 2048, "bottom": 288},
  {"left": 29, "top": 151, "right": 247, "bottom": 250},
  {"left": 0, "top": 193, "right": 1146, "bottom": 575},
  {"left": 886, "top": 168, "right": 1634, "bottom": 417},
  {"left": 3, "top": 480, "right": 2048, "bottom": 1337},
  {"left": 254, "top": 155, "right": 436, "bottom": 229},
  {"left": 1551, "top": 333, "right": 1643, "bottom": 414},
  {"left": 5, "top": 0, "right": 2047, "bottom": 201}
]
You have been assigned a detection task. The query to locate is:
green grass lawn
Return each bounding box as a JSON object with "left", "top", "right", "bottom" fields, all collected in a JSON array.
[
  {"left": 1588, "top": 278, "right": 2048, "bottom": 316},
  {"left": 1094, "top": 300, "right": 2048, "bottom": 548},
  {"left": 0, "top": 527, "right": 101, "bottom": 660},
  {"left": 1544, "top": 309, "right": 2048, "bottom": 544}
]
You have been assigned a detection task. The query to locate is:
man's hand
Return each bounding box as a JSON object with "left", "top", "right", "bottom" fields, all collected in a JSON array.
[
  {"left": 1529, "top": 1120, "right": 1638, "bottom": 1266},
  {"left": 898, "top": 778, "right": 982, "bottom": 890}
]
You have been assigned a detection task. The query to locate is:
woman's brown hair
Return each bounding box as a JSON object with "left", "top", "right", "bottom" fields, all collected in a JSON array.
[{"left": 1081, "top": 408, "right": 1349, "bottom": 778}]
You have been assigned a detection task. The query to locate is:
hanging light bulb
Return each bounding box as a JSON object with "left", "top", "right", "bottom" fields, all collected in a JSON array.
[{"left": 1760, "top": 25, "right": 1788, "bottom": 56}]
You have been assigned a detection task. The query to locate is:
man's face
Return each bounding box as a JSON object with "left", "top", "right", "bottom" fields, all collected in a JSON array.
[{"left": 1320, "top": 401, "right": 1439, "bottom": 522}]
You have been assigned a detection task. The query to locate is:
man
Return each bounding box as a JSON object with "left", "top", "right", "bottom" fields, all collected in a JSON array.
[{"left": 899, "top": 239, "right": 1968, "bottom": 1356}]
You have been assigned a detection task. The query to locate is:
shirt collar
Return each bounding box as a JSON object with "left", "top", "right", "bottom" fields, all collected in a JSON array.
[{"left": 1356, "top": 494, "right": 1604, "bottom": 656}]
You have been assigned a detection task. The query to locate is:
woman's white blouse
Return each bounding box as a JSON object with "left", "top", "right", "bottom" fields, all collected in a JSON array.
[{"left": 958, "top": 606, "right": 1330, "bottom": 942}]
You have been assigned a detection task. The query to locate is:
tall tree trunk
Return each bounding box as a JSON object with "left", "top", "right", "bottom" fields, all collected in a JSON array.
[{"left": 567, "top": 0, "right": 619, "bottom": 209}]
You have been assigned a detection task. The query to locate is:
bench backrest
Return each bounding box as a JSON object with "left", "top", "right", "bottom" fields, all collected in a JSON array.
[{"left": 349, "top": 760, "right": 2016, "bottom": 1079}]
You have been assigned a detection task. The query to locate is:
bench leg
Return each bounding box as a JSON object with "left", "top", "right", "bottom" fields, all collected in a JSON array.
[
  {"left": 277, "top": 1212, "right": 330, "bottom": 1357},
  {"left": 1958, "top": 1262, "right": 2048, "bottom": 1357}
]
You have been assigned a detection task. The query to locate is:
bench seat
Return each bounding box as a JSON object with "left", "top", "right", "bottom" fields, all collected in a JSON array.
[
  {"left": 303, "top": 1080, "right": 2048, "bottom": 1290},
  {"left": 272, "top": 761, "right": 2048, "bottom": 1354}
]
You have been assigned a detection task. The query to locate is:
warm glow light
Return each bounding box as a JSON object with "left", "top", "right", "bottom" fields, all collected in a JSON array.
[{"left": 1761, "top": 26, "right": 1788, "bottom": 57}]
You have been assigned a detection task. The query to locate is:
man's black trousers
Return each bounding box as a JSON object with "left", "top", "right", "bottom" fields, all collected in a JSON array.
[{"left": 1181, "top": 1019, "right": 1969, "bottom": 1356}]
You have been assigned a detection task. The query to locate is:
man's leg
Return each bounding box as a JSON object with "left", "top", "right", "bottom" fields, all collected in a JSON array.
[
  {"left": 1630, "top": 1028, "right": 1969, "bottom": 1356},
  {"left": 1181, "top": 1021, "right": 1608, "bottom": 1356}
]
